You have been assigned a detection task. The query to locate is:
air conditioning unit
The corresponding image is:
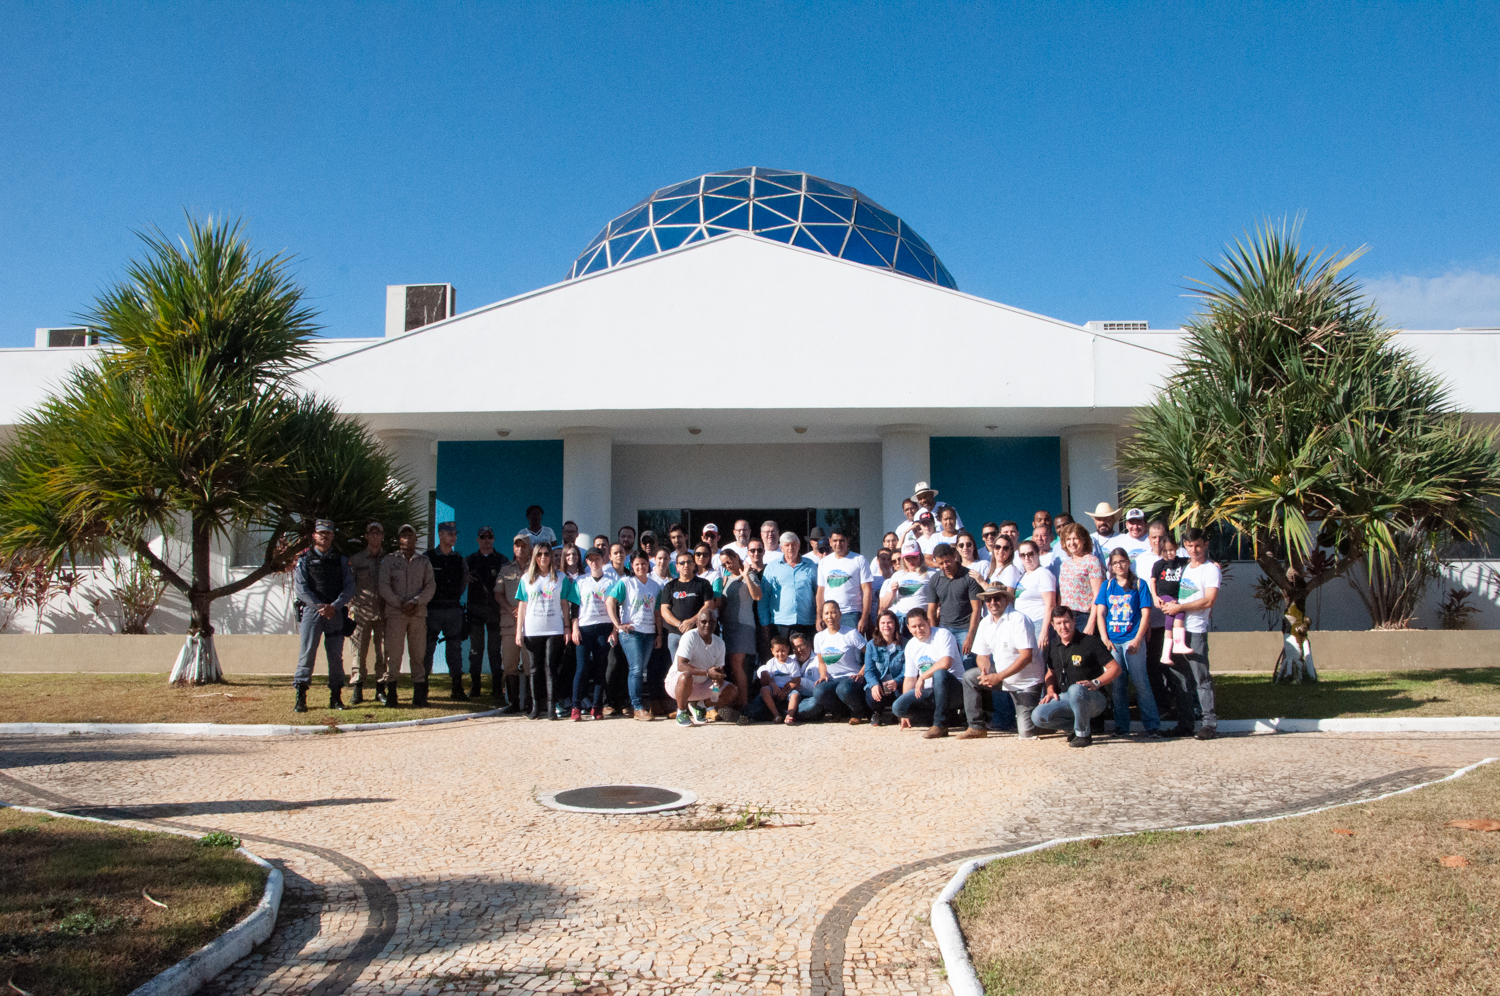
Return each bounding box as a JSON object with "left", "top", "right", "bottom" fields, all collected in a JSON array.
[
  {"left": 35, "top": 327, "right": 101, "bottom": 348},
  {"left": 1084, "top": 321, "right": 1150, "bottom": 332},
  {"left": 385, "top": 284, "right": 456, "bottom": 337}
]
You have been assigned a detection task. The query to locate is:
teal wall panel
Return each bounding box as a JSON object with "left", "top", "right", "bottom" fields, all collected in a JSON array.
[
  {"left": 436, "top": 440, "right": 564, "bottom": 549},
  {"left": 929, "top": 437, "right": 1061, "bottom": 531}
]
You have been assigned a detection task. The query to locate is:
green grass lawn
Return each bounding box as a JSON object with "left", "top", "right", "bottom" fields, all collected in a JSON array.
[
  {"left": 0, "top": 809, "right": 267, "bottom": 996},
  {"left": 0, "top": 673, "right": 501, "bottom": 725},
  {"left": 955, "top": 759, "right": 1500, "bottom": 996},
  {"left": 1213, "top": 668, "right": 1500, "bottom": 719}
]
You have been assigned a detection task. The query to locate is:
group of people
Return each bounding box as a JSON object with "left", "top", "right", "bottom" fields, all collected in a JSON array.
[{"left": 291, "top": 483, "right": 1222, "bottom": 746}]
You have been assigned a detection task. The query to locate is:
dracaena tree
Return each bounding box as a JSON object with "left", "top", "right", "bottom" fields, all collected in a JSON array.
[
  {"left": 1120, "top": 219, "right": 1500, "bottom": 681},
  {"left": 0, "top": 215, "right": 423, "bottom": 683}
]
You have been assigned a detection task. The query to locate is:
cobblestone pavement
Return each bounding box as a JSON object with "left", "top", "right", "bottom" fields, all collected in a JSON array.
[{"left": 1, "top": 720, "right": 1496, "bottom": 996}]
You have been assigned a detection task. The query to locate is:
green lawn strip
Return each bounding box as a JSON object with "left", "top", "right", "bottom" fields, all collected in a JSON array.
[
  {"left": 1213, "top": 668, "right": 1500, "bottom": 719},
  {"left": 0, "top": 673, "right": 500, "bottom": 726},
  {"left": 0, "top": 809, "right": 268, "bottom": 996},
  {"left": 954, "top": 761, "right": 1500, "bottom": 996}
]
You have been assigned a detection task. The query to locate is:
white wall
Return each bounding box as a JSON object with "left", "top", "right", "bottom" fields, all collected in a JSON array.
[{"left": 611, "top": 442, "right": 882, "bottom": 550}]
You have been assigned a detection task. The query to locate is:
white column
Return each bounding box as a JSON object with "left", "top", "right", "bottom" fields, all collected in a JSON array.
[
  {"left": 561, "top": 428, "right": 613, "bottom": 543},
  {"left": 880, "top": 424, "right": 930, "bottom": 534},
  {"left": 376, "top": 428, "right": 437, "bottom": 507},
  {"left": 1062, "top": 424, "right": 1119, "bottom": 523}
]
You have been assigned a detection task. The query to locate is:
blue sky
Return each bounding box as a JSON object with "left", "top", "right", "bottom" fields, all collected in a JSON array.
[{"left": 3, "top": 1, "right": 1497, "bottom": 348}]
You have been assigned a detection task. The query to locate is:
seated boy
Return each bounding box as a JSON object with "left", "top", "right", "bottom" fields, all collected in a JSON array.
[{"left": 747, "top": 635, "right": 804, "bottom": 724}]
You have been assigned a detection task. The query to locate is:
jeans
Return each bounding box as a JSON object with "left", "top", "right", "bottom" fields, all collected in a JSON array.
[
  {"left": 1145, "top": 628, "right": 1176, "bottom": 719},
  {"left": 424, "top": 605, "right": 464, "bottom": 678},
  {"left": 891, "top": 669, "right": 964, "bottom": 727},
  {"left": 467, "top": 611, "right": 503, "bottom": 683},
  {"left": 987, "top": 689, "right": 1018, "bottom": 730},
  {"left": 572, "top": 623, "right": 612, "bottom": 710},
  {"left": 1031, "top": 683, "right": 1109, "bottom": 737},
  {"left": 812, "top": 675, "right": 866, "bottom": 719},
  {"left": 619, "top": 631, "right": 656, "bottom": 711},
  {"left": 864, "top": 681, "right": 902, "bottom": 716},
  {"left": 1009, "top": 686, "right": 1042, "bottom": 737},
  {"left": 1108, "top": 639, "right": 1161, "bottom": 733},
  {"left": 523, "top": 634, "right": 568, "bottom": 709},
  {"left": 841, "top": 611, "right": 862, "bottom": 630},
  {"left": 941, "top": 623, "right": 976, "bottom": 671},
  {"left": 295, "top": 608, "right": 346, "bottom": 688},
  {"left": 1166, "top": 631, "right": 1217, "bottom": 730},
  {"left": 959, "top": 668, "right": 1033, "bottom": 732}
]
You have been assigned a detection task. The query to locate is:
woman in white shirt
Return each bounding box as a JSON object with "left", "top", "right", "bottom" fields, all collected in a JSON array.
[
  {"left": 954, "top": 531, "right": 990, "bottom": 580},
  {"left": 607, "top": 550, "right": 664, "bottom": 721},
  {"left": 515, "top": 543, "right": 580, "bottom": 721},
  {"left": 569, "top": 547, "right": 615, "bottom": 721},
  {"left": 878, "top": 540, "right": 935, "bottom": 633},
  {"left": 1012, "top": 540, "right": 1059, "bottom": 666},
  {"left": 811, "top": 599, "right": 868, "bottom": 723}
]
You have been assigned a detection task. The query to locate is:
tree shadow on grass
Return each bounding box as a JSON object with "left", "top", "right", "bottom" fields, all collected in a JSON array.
[{"left": 1216, "top": 667, "right": 1500, "bottom": 719}]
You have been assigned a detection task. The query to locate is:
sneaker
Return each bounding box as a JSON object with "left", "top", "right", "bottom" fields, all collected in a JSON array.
[
  {"left": 634, "top": 710, "right": 654, "bottom": 722},
  {"left": 687, "top": 702, "right": 707, "bottom": 726},
  {"left": 923, "top": 725, "right": 948, "bottom": 739},
  {"left": 1194, "top": 726, "right": 1217, "bottom": 740},
  {"left": 676, "top": 711, "right": 693, "bottom": 728},
  {"left": 955, "top": 727, "right": 988, "bottom": 740},
  {"left": 590, "top": 706, "right": 603, "bottom": 721},
  {"left": 1017, "top": 732, "right": 1040, "bottom": 742},
  {"left": 1069, "top": 735, "right": 1093, "bottom": 748},
  {"left": 1145, "top": 730, "right": 1164, "bottom": 739},
  {"left": 869, "top": 711, "right": 883, "bottom": 728},
  {"left": 570, "top": 708, "right": 582, "bottom": 722}
]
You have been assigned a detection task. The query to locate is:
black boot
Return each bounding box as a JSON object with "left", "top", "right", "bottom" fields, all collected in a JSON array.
[
  {"left": 293, "top": 683, "right": 308, "bottom": 713},
  {"left": 412, "top": 682, "right": 428, "bottom": 707},
  {"left": 350, "top": 680, "right": 364, "bottom": 705},
  {"left": 526, "top": 671, "right": 543, "bottom": 720},
  {"left": 501, "top": 676, "right": 521, "bottom": 713},
  {"left": 375, "top": 679, "right": 386, "bottom": 703},
  {"left": 451, "top": 673, "right": 468, "bottom": 701},
  {"left": 329, "top": 687, "right": 345, "bottom": 710},
  {"left": 384, "top": 683, "right": 399, "bottom": 707},
  {"left": 470, "top": 673, "right": 483, "bottom": 699}
]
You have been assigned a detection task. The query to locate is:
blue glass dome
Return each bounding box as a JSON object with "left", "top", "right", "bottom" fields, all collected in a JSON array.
[{"left": 565, "top": 167, "right": 957, "bottom": 289}]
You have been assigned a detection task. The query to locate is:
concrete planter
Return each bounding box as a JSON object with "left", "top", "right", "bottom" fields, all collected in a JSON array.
[
  {"left": 1208, "top": 629, "right": 1500, "bottom": 672},
  {"left": 0, "top": 634, "right": 299, "bottom": 673}
]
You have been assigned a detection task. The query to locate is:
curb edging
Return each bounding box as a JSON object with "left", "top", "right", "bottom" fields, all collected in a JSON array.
[
  {"left": 0, "top": 803, "right": 284, "bottom": 996},
  {"left": 928, "top": 756, "right": 1499, "bottom": 996},
  {"left": 0, "top": 706, "right": 505, "bottom": 737}
]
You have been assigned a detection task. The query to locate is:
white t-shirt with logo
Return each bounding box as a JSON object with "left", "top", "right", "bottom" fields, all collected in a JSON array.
[
  {"left": 515, "top": 572, "right": 579, "bottom": 637},
  {"left": 757, "top": 655, "right": 804, "bottom": 692},
  {"left": 1012, "top": 566, "right": 1058, "bottom": 636},
  {"left": 1104, "top": 533, "right": 1151, "bottom": 562},
  {"left": 920, "top": 531, "right": 962, "bottom": 556},
  {"left": 607, "top": 575, "right": 662, "bottom": 633},
  {"left": 972, "top": 607, "right": 1042, "bottom": 690},
  {"left": 1177, "top": 560, "right": 1222, "bottom": 634},
  {"left": 886, "top": 569, "right": 935, "bottom": 617},
  {"left": 817, "top": 553, "right": 872, "bottom": 615},
  {"left": 902, "top": 627, "right": 962, "bottom": 691},
  {"left": 573, "top": 573, "right": 614, "bottom": 627},
  {"left": 522, "top": 526, "right": 558, "bottom": 549},
  {"left": 813, "top": 626, "right": 867, "bottom": 680},
  {"left": 665, "top": 628, "right": 725, "bottom": 699}
]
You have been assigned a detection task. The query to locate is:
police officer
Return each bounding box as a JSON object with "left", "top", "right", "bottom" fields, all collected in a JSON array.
[
  {"left": 495, "top": 533, "right": 531, "bottom": 713},
  {"left": 347, "top": 521, "right": 386, "bottom": 705},
  {"left": 378, "top": 524, "right": 435, "bottom": 707},
  {"left": 424, "top": 521, "right": 471, "bottom": 700},
  {"left": 292, "top": 519, "right": 356, "bottom": 713},
  {"left": 466, "top": 526, "right": 508, "bottom": 702}
]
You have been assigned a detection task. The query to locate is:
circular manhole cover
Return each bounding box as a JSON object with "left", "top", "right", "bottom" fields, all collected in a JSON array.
[{"left": 537, "top": 784, "right": 697, "bottom": 814}]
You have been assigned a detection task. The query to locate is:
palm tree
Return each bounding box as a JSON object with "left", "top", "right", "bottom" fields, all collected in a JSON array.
[
  {"left": 0, "top": 216, "right": 423, "bottom": 683},
  {"left": 1121, "top": 219, "right": 1500, "bottom": 681}
]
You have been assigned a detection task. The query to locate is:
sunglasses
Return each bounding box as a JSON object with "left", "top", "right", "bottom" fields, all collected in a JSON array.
[{"left": 1018, "top": 551, "right": 1039, "bottom": 558}]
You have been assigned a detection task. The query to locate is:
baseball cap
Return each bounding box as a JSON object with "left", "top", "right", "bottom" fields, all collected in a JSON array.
[
  {"left": 477, "top": 526, "right": 494, "bottom": 538},
  {"left": 397, "top": 524, "right": 417, "bottom": 536},
  {"left": 585, "top": 545, "right": 605, "bottom": 560},
  {"left": 314, "top": 519, "right": 335, "bottom": 533},
  {"left": 901, "top": 536, "right": 922, "bottom": 557},
  {"left": 1125, "top": 508, "right": 1145, "bottom": 521},
  {"left": 639, "top": 530, "right": 656, "bottom": 543},
  {"left": 365, "top": 521, "right": 385, "bottom": 533},
  {"left": 437, "top": 520, "right": 456, "bottom": 533},
  {"left": 701, "top": 523, "right": 719, "bottom": 535}
]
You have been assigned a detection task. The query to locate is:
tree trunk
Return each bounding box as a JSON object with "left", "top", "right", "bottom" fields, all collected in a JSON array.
[
  {"left": 1271, "top": 591, "right": 1318, "bottom": 684},
  {"left": 168, "top": 519, "right": 223, "bottom": 685}
]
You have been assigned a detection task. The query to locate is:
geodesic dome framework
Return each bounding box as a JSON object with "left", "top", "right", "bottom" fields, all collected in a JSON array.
[{"left": 566, "top": 167, "right": 957, "bottom": 289}]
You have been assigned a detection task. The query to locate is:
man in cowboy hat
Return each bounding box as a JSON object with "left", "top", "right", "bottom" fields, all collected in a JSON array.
[
  {"left": 292, "top": 519, "right": 356, "bottom": 714},
  {"left": 1087, "top": 501, "right": 1121, "bottom": 562},
  {"left": 911, "top": 482, "right": 963, "bottom": 531}
]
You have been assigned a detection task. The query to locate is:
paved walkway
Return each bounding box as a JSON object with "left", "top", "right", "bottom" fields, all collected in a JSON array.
[{"left": 2, "top": 719, "right": 1496, "bottom": 995}]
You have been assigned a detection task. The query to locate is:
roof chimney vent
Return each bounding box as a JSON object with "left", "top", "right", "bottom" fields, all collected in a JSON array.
[
  {"left": 385, "top": 284, "right": 456, "bottom": 337},
  {"left": 1084, "top": 321, "right": 1149, "bottom": 332}
]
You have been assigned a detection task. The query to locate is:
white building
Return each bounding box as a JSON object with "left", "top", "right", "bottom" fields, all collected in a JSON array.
[{"left": 4, "top": 168, "right": 1499, "bottom": 634}]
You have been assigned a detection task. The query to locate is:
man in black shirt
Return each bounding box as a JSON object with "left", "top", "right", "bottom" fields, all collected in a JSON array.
[
  {"left": 930, "top": 543, "right": 983, "bottom": 663},
  {"left": 465, "top": 526, "right": 508, "bottom": 702},
  {"left": 1031, "top": 605, "right": 1119, "bottom": 747},
  {"left": 660, "top": 550, "right": 720, "bottom": 662},
  {"left": 424, "top": 521, "right": 471, "bottom": 700}
]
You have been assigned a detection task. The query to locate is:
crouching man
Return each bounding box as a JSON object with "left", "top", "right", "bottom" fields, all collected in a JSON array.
[
  {"left": 664, "top": 607, "right": 737, "bottom": 728},
  {"left": 293, "top": 519, "right": 355, "bottom": 713},
  {"left": 1031, "top": 605, "right": 1119, "bottom": 748}
]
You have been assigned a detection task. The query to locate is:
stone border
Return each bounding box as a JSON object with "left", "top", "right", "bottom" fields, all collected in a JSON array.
[
  {"left": 536, "top": 785, "right": 699, "bottom": 814},
  {"left": 0, "top": 802, "right": 284, "bottom": 996},
  {"left": 929, "top": 756, "right": 1499, "bottom": 996},
  {"left": 0, "top": 706, "right": 505, "bottom": 737}
]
